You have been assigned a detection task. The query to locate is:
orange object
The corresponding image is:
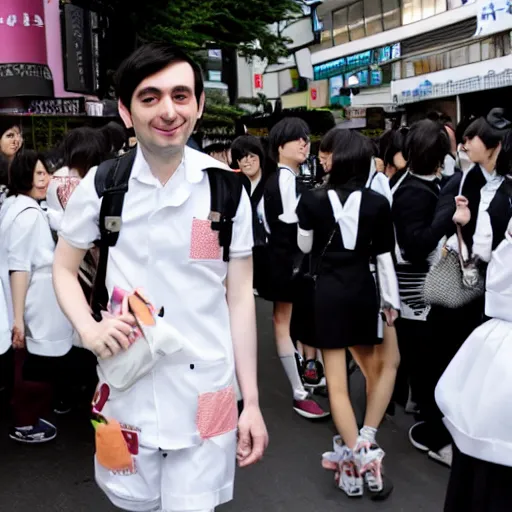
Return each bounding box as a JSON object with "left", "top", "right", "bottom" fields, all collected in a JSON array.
[
  {"left": 96, "top": 419, "right": 134, "bottom": 471},
  {"left": 128, "top": 295, "right": 156, "bottom": 327}
]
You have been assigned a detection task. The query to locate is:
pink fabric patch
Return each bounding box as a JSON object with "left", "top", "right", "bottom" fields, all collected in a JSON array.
[
  {"left": 196, "top": 385, "right": 238, "bottom": 439},
  {"left": 55, "top": 176, "right": 81, "bottom": 208},
  {"left": 189, "top": 218, "right": 221, "bottom": 260}
]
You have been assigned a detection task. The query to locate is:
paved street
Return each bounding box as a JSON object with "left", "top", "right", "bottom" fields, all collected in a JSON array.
[{"left": 0, "top": 299, "right": 449, "bottom": 511}]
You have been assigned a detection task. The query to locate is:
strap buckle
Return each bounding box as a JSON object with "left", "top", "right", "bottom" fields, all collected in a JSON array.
[{"left": 104, "top": 216, "right": 122, "bottom": 233}]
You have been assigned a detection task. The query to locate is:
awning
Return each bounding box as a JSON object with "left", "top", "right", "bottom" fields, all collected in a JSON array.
[{"left": 0, "top": 63, "right": 54, "bottom": 98}]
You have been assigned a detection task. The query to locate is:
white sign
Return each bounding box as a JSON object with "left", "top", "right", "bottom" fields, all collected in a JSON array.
[{"left": 475, "top": 0, "right": 512, "bottom": 37}]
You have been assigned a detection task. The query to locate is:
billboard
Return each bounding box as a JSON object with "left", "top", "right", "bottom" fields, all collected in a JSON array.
[{"left": 0, "top": 0, "right": 47, "bottom": 65}]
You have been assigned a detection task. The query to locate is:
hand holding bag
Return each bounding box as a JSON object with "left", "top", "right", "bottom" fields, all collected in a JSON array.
[{"left": 423, "top": 224, "right": 485, "bottom": 309}]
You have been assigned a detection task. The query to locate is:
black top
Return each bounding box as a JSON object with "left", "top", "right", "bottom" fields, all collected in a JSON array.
[
  {"left": 297, "top": 186, "right": 395, "bottom": 276},
  {"left": 393, "top": 174, "right": 455, "bottom": 265}
]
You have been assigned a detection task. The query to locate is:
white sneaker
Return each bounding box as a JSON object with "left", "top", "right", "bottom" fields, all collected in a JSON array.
[
  {"left": 428, "top": 444, "right": 452, "bottom": 467},
  {"left": 322, "top": 436, "right": 363, "bottom": 497},
  {"left": 354, "top": 438, "right": 385, "bottom": 493}
]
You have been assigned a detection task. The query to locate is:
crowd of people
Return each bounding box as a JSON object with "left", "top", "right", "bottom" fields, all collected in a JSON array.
[{"left": 0, "top": 42, "right": 511, "bottom": 512}]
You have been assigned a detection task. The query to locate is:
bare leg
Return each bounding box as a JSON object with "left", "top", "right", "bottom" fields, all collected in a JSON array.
[
  {"left": 273, "top": 302, "right": 294, "bottom": 357},
  {"left": 323, "top": 348, "right": 359, "bottom": 448},
  {"left": 351, "top": 325, "right": 400, "bottom": 429}
]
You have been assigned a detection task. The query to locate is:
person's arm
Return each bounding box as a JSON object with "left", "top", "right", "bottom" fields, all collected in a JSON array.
[
  {"left": 9, "top": 271, "right": 29, "bottom": 349},
  {"left": 55, "top": 168, "right": 135, "bottom": 359},
  {"left": 296, "top": 190, "right": 315, "bottom": 254},
  {"left": 226, "top": 189, "right": 268, "bottom": 467}
]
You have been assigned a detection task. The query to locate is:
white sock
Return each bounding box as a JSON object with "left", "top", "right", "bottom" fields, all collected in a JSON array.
[
  {"left": 280, "top": 354, "right": 308, "bottom": 401},
  {"left": 360, "top": 425, "right": 378, "bottom": 444}
]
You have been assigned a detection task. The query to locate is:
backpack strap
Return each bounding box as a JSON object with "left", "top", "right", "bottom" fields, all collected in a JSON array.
[
  {"left": 90, "top": 150, "right": 136, "bottom": 317},
  {"left": 205, "top": 168, "right": 243, "bottom": 262}
]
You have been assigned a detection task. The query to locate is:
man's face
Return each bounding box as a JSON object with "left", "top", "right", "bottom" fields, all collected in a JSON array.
[{"left": 119, "top": 61, "right": 204, "bottom": 156}]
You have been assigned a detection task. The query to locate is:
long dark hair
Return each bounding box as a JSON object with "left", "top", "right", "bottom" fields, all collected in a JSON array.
[{"left": 326, "top": 129, "right": 374, "bottom": 189}]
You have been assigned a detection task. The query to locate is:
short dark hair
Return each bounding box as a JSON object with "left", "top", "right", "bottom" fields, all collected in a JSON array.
[
  {"left": 115, "top": 43, "right": 204, "bottom": 111},
  {"left": 100, "top": 121, "right": 127, "bottom": 154},
  {"left": 403, "top": 119, "right": 450, "bottom": 176},
  {"left": 268, "top": 117, "right": 310, "bottom": 162},
  {"left": 379, "top": 127, "right": 409, "bottom": 167},
  {"left": 61, "top": 127, "right": 106, "bottom": 178},
  {"left": 8, "top": 150, "right": 46, "bottom": 196},
  {"left": 318, "top": 128, "right": 338, "bottom": 154},
  {"left": 231, "top": 135, "right": 265, "bottom": 169},
  {"left": 327, "top": 129, "right": 374, "bottom": 188},
  {"left": 464, "top": 108, "right": 512, "bottom": 176}
]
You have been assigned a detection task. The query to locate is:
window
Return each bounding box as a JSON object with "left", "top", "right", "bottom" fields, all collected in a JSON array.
[
  {"left": 348, "top": 1, "right": 365, "bottom": 41},
  {"left": 468, "top": 42, "right": 481, "bottom": 63},
  {"left": 435, "top": 0, "right": 447, "bottom": 14},
  {"left": 402, "top": 0, "right": 422, "bottom": 24},
  {"left": 364, "top": 0, "right": 382, "bottom": 36},
  {"left": 422, "top": 0, "right": 436, "bottom": 18},
  {"left": 319, "top": 13, "right": 333, "bottom": 49},
  {"left": 382, "top": 0, "right": 401, "bottom": 29},
  {"left": 449, "top": 46, "right": 468, "bottom": 67},
  {"left": 333, "top": 8, "right": 349, "bottom": 46}
]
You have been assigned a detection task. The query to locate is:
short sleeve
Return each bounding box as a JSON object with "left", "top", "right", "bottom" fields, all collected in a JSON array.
[
  {"left": 296, "top": 190, "right": 315, "bottom": 231},
  {"left": 372, "top": 197, "right": 395, "bottom": 256},
  {"left": 8, "top": 209, "right": 40, "bottom": 271},
  {"left": 59, "top": 167, "right": 101, "bottom": 250},
  {"left": 278, "top": 169, "right": 299, "bottom": 224},
  {"left": 230, "top": 187, "right": 254, "bottom": 259}
]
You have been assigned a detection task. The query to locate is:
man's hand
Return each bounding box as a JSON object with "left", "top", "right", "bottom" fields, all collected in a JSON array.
[
  {"left": 81, "top": 311, "right": 136, "bottom": 359},
  {"left": 236, "top": 404, "right": 268, "bottom": 467},
  {"left": 11, "top": 322, "right": 25, "bottom": 350}
]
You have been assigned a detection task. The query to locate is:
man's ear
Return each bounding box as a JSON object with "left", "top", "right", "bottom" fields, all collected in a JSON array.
[
  {"left": 118, "top": 100, "right": 133, "bottom": 128},
  {"left": 197, "top": 92, "right": 206, "bottom": 120}
]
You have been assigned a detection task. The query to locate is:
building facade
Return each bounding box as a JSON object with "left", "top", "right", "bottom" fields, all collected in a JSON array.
[{"left": 241, "top": 0, "right": 512, "bottom": 128}]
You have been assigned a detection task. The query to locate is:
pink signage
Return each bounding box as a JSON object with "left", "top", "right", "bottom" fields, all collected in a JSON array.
[{"left": 0, "top": 0, "right": 47, "bottom": 65}]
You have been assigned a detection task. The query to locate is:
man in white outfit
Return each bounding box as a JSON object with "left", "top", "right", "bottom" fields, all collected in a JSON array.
[{"left": 52, "top": 43, "right": 268, "bottom": 512}]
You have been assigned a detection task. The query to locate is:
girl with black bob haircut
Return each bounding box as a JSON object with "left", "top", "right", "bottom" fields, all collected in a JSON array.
[
  {"left": 259, "top": 117, "right": 330, "bottom": 420},
  {"left": 114, "top": 42, "right": 204, "bottom": 110},
  {"left": 298, "top": 130, "right": 400, "bottom": 498},
  {"left": 231, "top": 135, "right": 268, "bottom": 291},
  {"left": 379, "top": 127, "right": 408, "bottom": 187},
  {"left": 0, "top": 150, "right": 75, "bottom": 444},
  {"left": 60, "top": 127, "right": 107, "bottom": 178},
  {"left": 392, "top": 119, "right": 466, "bottom": 466}
]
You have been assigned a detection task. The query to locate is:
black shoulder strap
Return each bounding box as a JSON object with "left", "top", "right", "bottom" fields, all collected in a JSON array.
[
  {"left": 90, "top": 150, "right": 136, "bottom": 317},
  {"left": 206, "top": 168, "right": 243, "bottom": 262}
]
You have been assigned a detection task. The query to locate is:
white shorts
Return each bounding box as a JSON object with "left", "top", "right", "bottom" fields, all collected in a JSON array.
[{"left": 95, "top": 430, "right": 236, "bottom": 512}]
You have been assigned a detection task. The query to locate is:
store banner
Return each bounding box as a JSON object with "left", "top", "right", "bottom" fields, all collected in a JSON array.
[
  {"left": 0, "top": 0, "right": 47, "bottom": 65},
  {"left": 475, "top": 0, "right": 512, "bottom": 37},
  {"left": 308, "top": 80, "right": 328, "bottom": 108}
]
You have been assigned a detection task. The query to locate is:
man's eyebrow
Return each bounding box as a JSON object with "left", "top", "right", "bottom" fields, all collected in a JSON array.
[
  {"left": 172, "top": 85, "right": 193, "bottom": 94},
  {"left": 136, "top": 87, "right": 162, "bottom": 98}
]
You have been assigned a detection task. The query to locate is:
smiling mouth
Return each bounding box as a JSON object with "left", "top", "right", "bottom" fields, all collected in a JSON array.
[{"left": 153, "top": 124, "right": 184, "bottom": 136}]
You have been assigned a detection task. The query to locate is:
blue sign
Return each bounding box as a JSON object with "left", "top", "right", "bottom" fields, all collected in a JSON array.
[{"left": 314, "top": 43, "right": 401, "bottom": 81}]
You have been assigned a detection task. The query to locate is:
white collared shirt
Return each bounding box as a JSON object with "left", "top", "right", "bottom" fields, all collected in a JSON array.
[
  {"left": 0, "top": 195, "right": 74, "bottom": 356},
  {"left": 60, "top": 145, "right": 253, "bottom": 449}
]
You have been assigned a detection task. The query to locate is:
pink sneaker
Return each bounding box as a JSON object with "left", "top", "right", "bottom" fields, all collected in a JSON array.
[{"left": 293, "top": 394, "right": 330, "bottom": 419}]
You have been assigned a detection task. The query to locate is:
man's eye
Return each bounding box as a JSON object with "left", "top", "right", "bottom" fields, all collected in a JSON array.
[
  {"left": 174, "top": 94, "right": 188, "bottom": 102},
  {"left": 142, "top": 97, "right": 156, "bottom": 104}
]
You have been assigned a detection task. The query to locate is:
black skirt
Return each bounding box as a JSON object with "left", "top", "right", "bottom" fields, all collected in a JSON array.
[{"left": 444, "top": 444, "right": 512, "bottom": 512}]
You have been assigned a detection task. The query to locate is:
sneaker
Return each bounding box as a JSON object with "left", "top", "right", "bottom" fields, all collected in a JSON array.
[
  {"left": 54, "top": 400, "right": 72, "bottom": 415},
  {"left": 354, "top": 438, "right": 387, "bottom": 494},
  {"left": 303, "top": 359, "right": 326, "bottom": 388},
  {"left": 9, "top": 419, "right": 57, "bottom": 444},
  {"left": 408, "top": 421, "right": 431, "bottom": 452},
  {"left": 428, "top": 444, "right": 452, "bottom": 467},
  {"left": 293, "top": 394, "right": 330, "bottom": 419},
  {"left": 322, "top": 436, "right": 363, "bottom": 498}
]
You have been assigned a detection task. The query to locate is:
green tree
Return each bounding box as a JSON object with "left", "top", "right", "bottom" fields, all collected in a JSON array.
[{"left": 95, "top": 0, "right": 303, "bottom": 64}]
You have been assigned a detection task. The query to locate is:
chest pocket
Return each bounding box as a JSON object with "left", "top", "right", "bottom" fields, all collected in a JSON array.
[{"left": 189, "top": 218, "right": 222, "bottom": 261}]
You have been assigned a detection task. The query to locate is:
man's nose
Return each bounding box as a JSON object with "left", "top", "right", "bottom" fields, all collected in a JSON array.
[{"left": 160, "top": 97, "right": 177, "bottom": 121}]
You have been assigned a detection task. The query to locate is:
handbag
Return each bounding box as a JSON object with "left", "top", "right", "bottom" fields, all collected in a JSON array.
[{"left": 423, "top": 224, "right": 485, "bottom": 309}]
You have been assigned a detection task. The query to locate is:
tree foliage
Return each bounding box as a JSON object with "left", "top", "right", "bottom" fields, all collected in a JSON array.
[{"left": 95, "top": 0, "right": 303, "bottom": 64}]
